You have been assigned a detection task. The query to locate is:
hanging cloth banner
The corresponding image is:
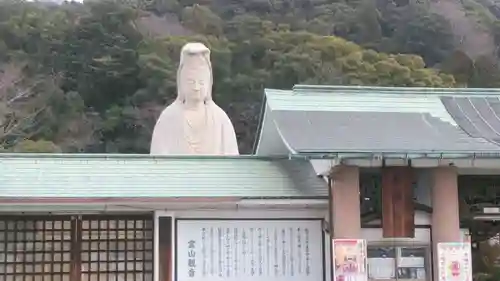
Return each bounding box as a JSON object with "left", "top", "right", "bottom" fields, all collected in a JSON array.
[
  {"left": 333, "top": 239, "right": 368, "bottom": 281},
  {"left": 437, "top": 242, "right": 472, "bottom": 281}
]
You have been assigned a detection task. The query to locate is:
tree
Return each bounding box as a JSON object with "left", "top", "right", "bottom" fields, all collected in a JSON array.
[
  {"left": 0, "top": 0, "right": 460, "bottom": 154},
  {"left": 441, "top": 50, "right": 474, "bottom": 85},
  {"left": 0, "top": 64, "right": 53, "bottom": 148},
  {"left": 470, "top": 55, "right": 500, "bottom": 87},
  {"left": 380, "top": 5, "right": 455, "bottom": 65},
  {"left": 181, "top": 4, "right": 223, "bottom": 36},
  {"left": 12, "top": 139, "right": 61, "bottom": 153}
]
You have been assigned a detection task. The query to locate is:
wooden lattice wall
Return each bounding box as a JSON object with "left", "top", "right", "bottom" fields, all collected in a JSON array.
[{"left": 0, "top": 214, "right": 154, "bottom": 281}]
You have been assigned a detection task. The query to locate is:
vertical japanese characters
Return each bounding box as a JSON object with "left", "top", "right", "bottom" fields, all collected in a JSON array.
[
  {"left": 184, "top": 224, "right": 314, "bottom": 279},
  {"left": 187, "top": 240, "right": 196, "bottom": 277}
]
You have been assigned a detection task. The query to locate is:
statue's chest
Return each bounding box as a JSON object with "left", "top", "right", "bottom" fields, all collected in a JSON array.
[
  {"left": 184, "top": 111, "right": 207, "bottom": 132},
  {"left": 182, "top": 109, "right": 215, "bottom": 153}
]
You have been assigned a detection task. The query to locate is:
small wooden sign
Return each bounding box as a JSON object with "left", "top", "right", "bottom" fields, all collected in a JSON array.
[{"left": 381, "top": 167, "right": 415, "bottom": 238}]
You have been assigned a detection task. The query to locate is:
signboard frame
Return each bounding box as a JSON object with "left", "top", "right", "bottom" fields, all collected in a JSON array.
[
  {"left": 174, "top": 218, "right": 326, "bottom": 281},
  {"left": 332, "top": 238, "right": 368, "bottom": 281},
  {"left": 436, "top": 242, "right": 472, "bottom": 281}
]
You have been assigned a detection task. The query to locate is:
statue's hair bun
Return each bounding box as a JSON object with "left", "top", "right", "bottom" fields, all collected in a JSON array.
[{"left": 181, "top": 43, "right": 210, "bottom": 59}]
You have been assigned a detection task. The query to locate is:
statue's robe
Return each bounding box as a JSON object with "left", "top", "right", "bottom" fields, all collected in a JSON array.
[{"left": 150, "top": 100, "right": 239, "bottom": 155}]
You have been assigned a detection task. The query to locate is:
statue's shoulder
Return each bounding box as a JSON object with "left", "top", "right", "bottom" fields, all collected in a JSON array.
[
  {"left": 154, "top": 102, "right": 182, "bottom": 127},
  {"left": 210, "top": 103, "right": 231, "bottom": 119},
  {"left": 158, "top": 102, "right": 181, "bottom": 117}
]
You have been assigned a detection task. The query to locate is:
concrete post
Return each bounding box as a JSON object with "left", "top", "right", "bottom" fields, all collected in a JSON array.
[
  {"left": 331, "top": 165, "right": 361, "bottom": 238},
  {"left": 431, "top": 167, "right": 461, "bottom": 280}
]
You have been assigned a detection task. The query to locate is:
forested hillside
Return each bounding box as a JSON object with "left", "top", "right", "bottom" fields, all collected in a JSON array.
[{"left": 1, "top": 0, "right": 500, "bottom": 154}]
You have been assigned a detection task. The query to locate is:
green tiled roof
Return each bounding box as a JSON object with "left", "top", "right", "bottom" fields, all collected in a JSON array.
[{"left": 0, "top": 154, "right": 327, "bottom": 198}]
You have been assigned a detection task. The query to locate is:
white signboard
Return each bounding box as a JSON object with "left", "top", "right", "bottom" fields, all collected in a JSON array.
[{"left": 176, "top": 219, "right": 324, "bottom": 281}]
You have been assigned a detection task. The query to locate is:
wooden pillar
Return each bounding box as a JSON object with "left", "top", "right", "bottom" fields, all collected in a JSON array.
[
  {"left": 381, "top": 166, "right": 415, "bottom": 238},
  {"left": 70, "top": 216, "right": 82, "bottom": 281},
  {"left": 158, "top": 217, "right": 173, "bottom": 281}
]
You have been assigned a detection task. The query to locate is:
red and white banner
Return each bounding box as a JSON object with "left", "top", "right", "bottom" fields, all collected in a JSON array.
[
  {"left": 437, "top": 242, "right": 472, "bottom": 281},
  {"left": 333, "top": 239, "right": 367, "bottom": 281}
]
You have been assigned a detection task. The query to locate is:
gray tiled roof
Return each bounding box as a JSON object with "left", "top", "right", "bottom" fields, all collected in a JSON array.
[
  {"left": 441, "top": 96, "right": 500, "bottom": 146},
  {"left": 273, "top": 111, "right": 498, "bottom": 153},
  {"left": 261, "top": 85, "right": 500, "bottom": 154}
]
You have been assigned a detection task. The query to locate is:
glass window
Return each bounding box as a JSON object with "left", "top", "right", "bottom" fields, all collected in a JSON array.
[
  {"left": 398, "top": 247, "right": 426, "bottom": 280},
  {"left": 368, "top": 247, "right": 396, "bottom": 280},
  {"left": 367, "top": 246, "right": 427, "bottom": 280}
]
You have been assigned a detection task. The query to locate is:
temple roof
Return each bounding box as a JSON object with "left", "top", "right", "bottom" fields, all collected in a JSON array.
[
  {"left": 0, "top": 154, "right": 327, "bottom": 201},
  {"left": 255, "top": 85, "right": 500, "bottom": 156}
]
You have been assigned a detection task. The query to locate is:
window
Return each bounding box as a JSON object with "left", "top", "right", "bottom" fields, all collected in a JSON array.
[
  {"left": 367, "top": 246, "right": 427, "bottom": 280},
  {"left": 0, "top": 215, "right": 154, "bottom": 281},
  {"left": 0, "top": 217, "right": 73, "bottom": 281},
  {"left": 80, "top": 216, "right": 154, "bottom": 281},
  {"left": 398, "top": 248, "right": 426, "bottom": 279},
  {"left": 367, "top": 247, "right": 396, "bottom": 279}
]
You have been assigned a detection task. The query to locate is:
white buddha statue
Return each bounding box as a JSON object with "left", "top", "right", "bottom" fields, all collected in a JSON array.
[{"left": 150, "top": 42, "right": 239, "bottom": 155}]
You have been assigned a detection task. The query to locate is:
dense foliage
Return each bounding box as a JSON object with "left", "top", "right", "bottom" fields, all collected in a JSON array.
[
  {"left": 0, "top": 0, "right": 460, "bottom": 154},
  {"left": 0, "top": 0, "right": 499, "bottom": 154}
]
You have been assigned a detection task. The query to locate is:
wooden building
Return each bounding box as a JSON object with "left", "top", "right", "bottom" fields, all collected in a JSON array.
[{"left": 2, "top": 85, "right": 500, "bottom": 281}]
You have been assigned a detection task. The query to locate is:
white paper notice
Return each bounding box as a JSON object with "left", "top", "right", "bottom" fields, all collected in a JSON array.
[
  {"left": 368, "top": 258, "right": 395, "bottom": 279},
  {"left": 176, "top": 219, "right": 324, "bottom": 281},
  {"left": 437, "top": 242, "right": 472, "bottom": 281}
]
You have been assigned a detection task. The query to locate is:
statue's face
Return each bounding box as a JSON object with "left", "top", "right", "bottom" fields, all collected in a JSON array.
[{"left": 179, "top": 58, "right": 211, "bottom": 103}]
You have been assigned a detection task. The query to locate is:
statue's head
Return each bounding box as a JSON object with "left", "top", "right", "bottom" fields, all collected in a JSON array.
[{"left": 176, "top": 42, "right": 213, "bottom": 104}]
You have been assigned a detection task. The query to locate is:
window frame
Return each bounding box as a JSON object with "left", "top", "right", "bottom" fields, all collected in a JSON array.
[{"left": 366, "top": 242, "right": 431, "bottom": 281}]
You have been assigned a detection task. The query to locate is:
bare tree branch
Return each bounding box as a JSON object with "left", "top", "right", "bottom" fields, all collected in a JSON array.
[{"left": 0, "top": 63, "right": 57, "bottom": 146}]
